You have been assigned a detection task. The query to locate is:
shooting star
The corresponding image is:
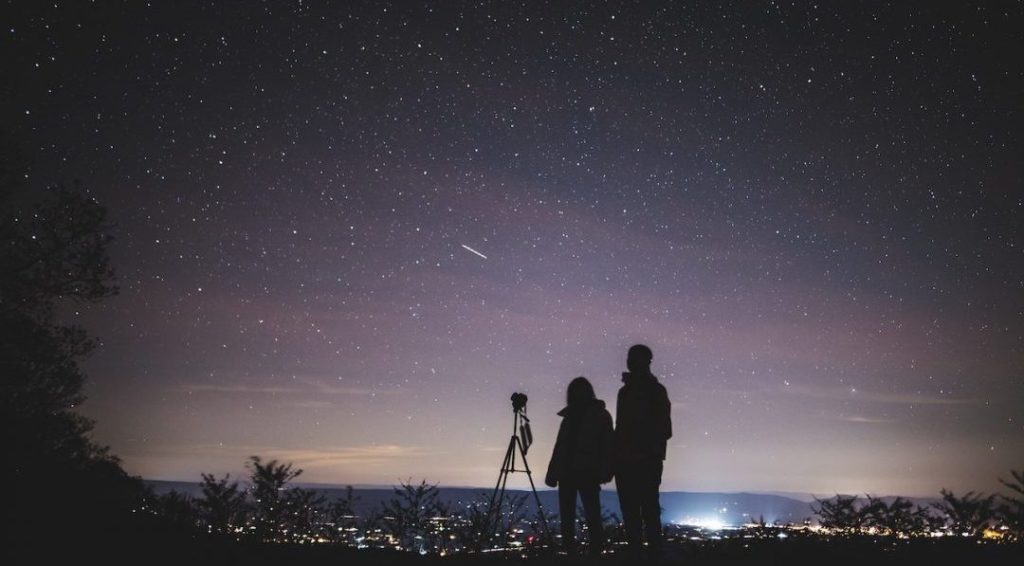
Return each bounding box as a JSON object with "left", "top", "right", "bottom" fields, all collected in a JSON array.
[{"left": 460, "top": 244, "right": 488, "bottom": 259}]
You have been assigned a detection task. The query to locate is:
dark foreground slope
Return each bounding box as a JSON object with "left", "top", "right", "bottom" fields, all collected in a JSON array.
[{"left": 8, "top": 527, "right": 1023, "bottom": 566}]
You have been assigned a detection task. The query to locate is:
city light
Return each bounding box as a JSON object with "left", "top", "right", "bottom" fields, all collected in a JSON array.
[{"left": 678, "top": 516, "right": 729, "bottom": 530}]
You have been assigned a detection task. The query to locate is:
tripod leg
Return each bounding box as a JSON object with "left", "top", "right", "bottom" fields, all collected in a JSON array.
[
  {"left": 484, "top": 436, "right": 517, "bottom": 544},
  {"left": 516, "top": 436, "right": 553, "bottom": 542}
]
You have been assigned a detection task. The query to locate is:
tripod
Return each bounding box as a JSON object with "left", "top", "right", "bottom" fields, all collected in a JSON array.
[{"left": 484, "top": 395, "right": 551, "bottom": 546}]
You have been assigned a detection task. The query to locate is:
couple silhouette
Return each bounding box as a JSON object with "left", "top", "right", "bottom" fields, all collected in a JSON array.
[{"left": 544, "top": 344, "right": 672, "bottom": 557}]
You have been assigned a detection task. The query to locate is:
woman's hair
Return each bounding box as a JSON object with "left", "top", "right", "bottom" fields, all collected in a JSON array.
[{"left": 566, "top": 376, "right": 596, "bottom": 407}]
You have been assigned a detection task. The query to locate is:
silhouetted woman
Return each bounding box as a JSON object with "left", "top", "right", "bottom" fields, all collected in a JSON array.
[{"left": 544, "top": 376, "right": 614, "bottom": 555}]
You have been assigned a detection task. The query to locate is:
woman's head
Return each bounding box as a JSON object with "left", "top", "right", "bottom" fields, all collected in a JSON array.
[{"left": 566, "top": 376, "right": 596, "bottom": 407}]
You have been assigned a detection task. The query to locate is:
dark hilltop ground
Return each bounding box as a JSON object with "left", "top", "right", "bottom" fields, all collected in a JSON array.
[
  {"left": 11, "top": 520, "right": 1022, "bottom": 566},
  {"left": 147, "top": 539, "right": 1022, "bottom": 566}
]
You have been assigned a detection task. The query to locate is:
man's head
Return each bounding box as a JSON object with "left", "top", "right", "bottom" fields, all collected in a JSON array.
[{"left": 627, "top": 344, "right": 653, "bottom": 373}]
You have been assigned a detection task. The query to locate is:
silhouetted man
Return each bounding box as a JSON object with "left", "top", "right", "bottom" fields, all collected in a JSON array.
[{"left": 614, "top": 344, "right": 671, "bottom": 555}]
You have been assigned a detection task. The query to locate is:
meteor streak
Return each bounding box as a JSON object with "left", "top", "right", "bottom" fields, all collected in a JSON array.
[{"left": 460, "top": 244, "right": 488, "bottom": 259}]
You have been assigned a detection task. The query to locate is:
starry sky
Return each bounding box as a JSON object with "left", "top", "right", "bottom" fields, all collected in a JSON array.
[{"left": 5, "top": 2, "right": 1023, "bottom": 497}]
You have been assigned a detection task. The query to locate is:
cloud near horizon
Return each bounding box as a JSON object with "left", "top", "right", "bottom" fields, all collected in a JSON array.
[{"left": 180, "top": 380, "right": 406, "bottom": 398}]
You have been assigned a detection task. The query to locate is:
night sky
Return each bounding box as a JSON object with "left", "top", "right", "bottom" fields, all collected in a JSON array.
[{"left": 5, "top": 2, "right": 1022, "bottom": 497}]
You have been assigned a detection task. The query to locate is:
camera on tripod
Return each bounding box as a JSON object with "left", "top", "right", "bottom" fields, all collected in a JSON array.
[
  {"left": 483, "top": 391, "right": 550, "bottom": 542},
  {"left": 508, "top": 392, "right": 533, "bottom": 452},
  {"left": 511, "top": 392, "right": 528, "bottom": 413},
  {"left": 510, "top": 392, "right": 533, "bottom": 452}
]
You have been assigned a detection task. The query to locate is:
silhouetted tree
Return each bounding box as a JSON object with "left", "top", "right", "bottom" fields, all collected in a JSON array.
[
  {"left": 528, "top": 506, "right": 559, "bottom": 547},
  {"left": 0, "top": 183, "right": 117, "bottom": 457},
  {"left": 282, "top": 486, "right": 327, "bottom": 542},
  {"left": 567, "top": 500, "right": 617, "bottom": 548},
  {"left": 813, "top": 494, "right": 870, "bottom": 534},
  {"left": 198, "top": 473, "right": 248, "bottom": 535},
  {"left": 360, "top": 505, "right": 388, "bottom": 548},
  {"left": 932, "top": 489, "right": 996, "bottom": 537},
  {"left": 863, "top": 495, "right": 931, "bottom": 537},
  {"left": 602, "top": 507, "right": 623, "bottom": 545},
  {"left": 1, "top": 175, "right": 141, "bottom": 543},
  {"left": 497, "top": 492, "right": 529, "bottom": 543},
  {"left": 325, "top": 485, "right": 361, "bottom": 545},
  {"left": 998, "top": 469, "right": 1024, "bottom": 540},
  {"left": 382, "top": 479, "right": 447, "bottom": 552},
  {"left": 0, "top": 185, "right": 117, "bottom": 317},
  {"left": 148, "top": 489, "right": 198, "bottom": 533},
  {"left": 453, "top": 492, "right": 492, "bottom": 552},
  {"left": 247, "top": 455, "right": 304, "bottom": 541},
  {"left": 921, "top": 507, "right": 948, "bottom": 533}
]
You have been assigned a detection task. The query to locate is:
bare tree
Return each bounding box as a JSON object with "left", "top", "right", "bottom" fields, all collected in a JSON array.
[
  {"left": 453, "top": 492, "right": 492, "bottom": 552},
  {"left": 497, "top": 492, "right": 530, "bottom": 544},
  {"left": 528, "top": 506, "right": 559, "bottom": 547}
]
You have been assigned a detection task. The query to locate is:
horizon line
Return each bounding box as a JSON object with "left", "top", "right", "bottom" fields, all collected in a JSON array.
[{"left": 142, "top": 478, "right": 947, "bottom": 499}]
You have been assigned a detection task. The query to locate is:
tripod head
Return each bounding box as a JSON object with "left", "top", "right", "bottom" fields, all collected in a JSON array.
[
  {"left": 509, "top": 392, "right": 533, "bottom": 453},
  {"left": 510, "top": 392, "right": 528, "bottom": 414}
]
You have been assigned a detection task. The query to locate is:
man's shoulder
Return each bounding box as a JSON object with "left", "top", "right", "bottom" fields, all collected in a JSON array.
[
  {"left": 650, "top": 378, "right": 670, "bottom": 401},
  {"left": 650, "top": 375, "right": 667, "bottom": 390}
]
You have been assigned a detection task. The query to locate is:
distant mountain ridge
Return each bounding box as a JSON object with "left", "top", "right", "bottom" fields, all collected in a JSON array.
[{"left": 148, "top": 480, "right": 937, "bottom": 526}]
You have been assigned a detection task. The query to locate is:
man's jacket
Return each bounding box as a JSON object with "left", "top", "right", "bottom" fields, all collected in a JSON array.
[{"left": 615, "top": 371, "right": 672, "bottom": 464}]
